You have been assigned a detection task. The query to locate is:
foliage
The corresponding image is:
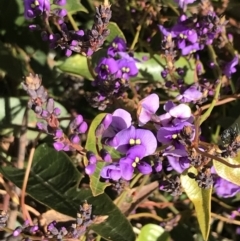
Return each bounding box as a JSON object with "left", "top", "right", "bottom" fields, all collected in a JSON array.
[{"left": 1, "top": 1, "right": 240, "bottom": 241}]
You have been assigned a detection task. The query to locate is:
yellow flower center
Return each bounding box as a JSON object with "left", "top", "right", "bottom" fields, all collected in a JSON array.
[
  {"left": 132, "top": 162, "right": 137, "bottom": 168},
  {"left": 101, "top": 64, "right": 108, "bottom": 70},
  {"left": 112, "top": 42, "right": 118, "bottom": 48},
  {"left": 31, "top": 0, "right": 39, "bottom": 8},
  {"left": 135, "top": 157, "right": 140, "bottom": 163},
  {"left": 129, "top": 138, "right": 141, "bottom": 145}
]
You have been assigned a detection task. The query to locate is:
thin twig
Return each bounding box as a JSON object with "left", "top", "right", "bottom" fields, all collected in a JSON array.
[
  {"left": 195, "top": 148, "right": 240, "bottom": 168},
  {"left": 127, "top": 212, "right": 163, "bottom": 222},
  {"left": 67, "top": 13, "right": 79, "bottom": 31},
  {"left": 199, "top": 79, "right": 222, "bottom": 125},
  {"left": 194, "top": 94, "right": 240, "bottom": 115},
  {"left": 21, "top": 148, "right": 35, "bottom": 223},
  {"left": 211, "top": 212, "right": 240, "bottom": 225}
]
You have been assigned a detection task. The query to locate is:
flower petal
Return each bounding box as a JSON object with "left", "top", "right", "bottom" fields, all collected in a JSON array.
[
  {"left": 169, "top": 104, "right": 192, "bottom": 119},
  {"left": 137, "top": 162, "right": 152, "bottom": 174},
  {"left": 120, "top": 158, "right": 134, "bottom": 180},
  {"left": 135, "top": 129, "right": 157, "bottom": 156}
]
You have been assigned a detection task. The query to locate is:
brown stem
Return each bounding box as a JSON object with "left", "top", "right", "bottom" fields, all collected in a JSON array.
[
  {"left": 21, "top": 148, "right": 35, "bottom": 223},
  {"left": 194, "top": 94, "right": 240, "bottom": 115},
  {"left": 195, "top": 148, "right": 240, "bottom": 168}
]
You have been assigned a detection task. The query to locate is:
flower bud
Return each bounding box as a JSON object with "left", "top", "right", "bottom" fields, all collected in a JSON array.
[
  {"left": 70, "top": 134, "right": 80, "bottom": 144},
  {"left": 100, "top": 149, "right": 112, "bottom": 162},
  {"left": 78, "top": 121, "right": 88, "bottom": 133}
]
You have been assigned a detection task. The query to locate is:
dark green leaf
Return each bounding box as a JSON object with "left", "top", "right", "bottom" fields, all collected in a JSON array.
[
  {"left": 85, "top": 113, "right": 111, "bottom": 196},
  {"left": 180, "top": 167, "right": 212, "bottom": 241},
  {"left": 0, "top": 144, "right": 135, "bottom": 241},
  {"left": 137, "top": 224, "right": 170, "bottom": 241},
  {"left": 56, "top": 55, "right": 94, "bottom": 80}
]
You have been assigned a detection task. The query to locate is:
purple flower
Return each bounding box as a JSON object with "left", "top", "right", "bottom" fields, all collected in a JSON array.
[
  {"left": 119, "top": 146, "right": 152, "bottom": 180},
  {"left": 107, "top": 37, "right": 127, "bottom": 57},
  {"left": 69, "top": 115, "right": 88, "bottom": 134},
  {"left": 214, "top": 176, "right": 240, "bottom": 198},
  {"left": 95, "top": 57, "right": 118, "bottom": 79},
  {"left": 102, "top": 109, "right": 132, "bottom": 146},
  {"left": 53, "top": 141, "right": 71, "bottom": 151},
  {"left": 157, "top": 121, "right": 194, "bottom": 144},
  {"left": 174, "top": 0, "right": 196, "bottom": 9},
  {"left": 223, "top": 56, "right": 238, "bottom": 77},
  {"left": 40, "top": 98, "right": 61, "bottom": 119},
  {"left": 158, "top": 101, "right": 192, "bottom": 127},
  {"left": 163, "top": 145, "right": 190, "bottom": 173},
  {"left": 53, "top": 0, "right": 66, "bottom": 5},
  {"left": 85, "top": 152, "right": 97, "bottom": 175},
  {"left": 116, "top": 58, "right": 138, "bottom": 80},
  {"left": 176, "top": 85, "right": 203, "bottom": 103},
  {"left": 138, "top": 94, "right": 159, "bottom": 126},
  {"left": 114, "top": 126, "right": 157, "bottom": 156},
  {"left": 100, "top": 164, "right": 122, "bottom": 181},
  {"left": 181, "top": 42, "right": 200, "bottom": 55},
  {"left": 101, "top": 145, "right": 152, "bottom": 181},
  {"left": 24, "top": 0, "right": 50, "bottom": 19}
]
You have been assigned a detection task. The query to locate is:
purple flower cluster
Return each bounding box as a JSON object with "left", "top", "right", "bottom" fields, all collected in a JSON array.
[
  {"left": 22, "top": 74, "right": 88, "bottom": 153},
  {"left": 159, "top": 9, "right": 226, "bottom": 56},
  {"left": 10, "top": 220, "right": 38, "bottom": 238},
  {"left": 98, "top": 108, "right": 157, "bottom": 180},
  {"left": 137, "top": 94, "right": 195, "bottom": 174},
  {"left": 87, "top": 37, "right": 139, "bottom": 110},
  {"left": 24, "top": 0, "right": 51, "bottom": 19},
  {"left": 96, "top": 93, "right": 196, "bottom": 181},
  {"left": 47, "top": 202, "right": 94, "bottom": 239},
  {"left": 0, "top": 202, "right": 98, "bottom": 240},
  {"left": 24, "top": 0, "right": 112, "bottom": 56}
]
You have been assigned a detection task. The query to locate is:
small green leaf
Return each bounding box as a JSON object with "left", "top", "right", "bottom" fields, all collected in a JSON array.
[
  {"left": 56, "top": 55, "right": 94, "bottom": 80},
  {"left": 106, "top": 22, "right": 126, "bottom": 43},
  {"left": 85, "top": 113, "right": 111, "bottom": 196},
  {"left": 137, "top": 224, "right": 170, "bottom": 241},
  {"left": 0, "top": 144, "right": 135, "bottom": 241},
  {"left": 213, "top": 153, "right": 240, "bottom": 186},
  {"left": 64, "top": 0, "right": 88, "bottom": 14},
  {"left": 180, "top": 167, "right": 212, "bottom": 241}
]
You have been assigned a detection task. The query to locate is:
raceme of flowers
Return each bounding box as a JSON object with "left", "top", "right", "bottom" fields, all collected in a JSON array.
[
  {"left": 24, "top": 0, "right": 111, "bottom": 56},
  {"left": 87, "top": 37, "right": 139, "bottom": 110}
]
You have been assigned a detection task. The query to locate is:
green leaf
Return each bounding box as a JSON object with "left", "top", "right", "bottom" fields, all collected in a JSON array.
[
  {"left": 56, "top": 55, "right": 94, "bottom": 80},
  {"left": 85, "top": 113, "right": 111, "bottom": 196},
  {"left": 0, "top": 42, "right": 27, "bottom": 80},
  {"left": 137, "top": 224, "right": 170, "bottom": 241},
  {"left": 63, "top": 0, "right": 88, "bottom": 14},
  {"left": 213, "top": 153, "right": 240, "bottom": 186},
  {"left": 0, "top": 97, "right": 69, "bottom": 138},
  {"left": 133, "top": 53, "right": 195, "bottom": 84},
  {"left": 106, "top": 22, "right": 126, "bottom": 43},
  {"left": 0, "top": 144, "right": 135, "bottom": 241},
  {"left": 180, "top": 167, "right": 212, "bottom": 241},
  {"left": 91, "top": 50, "right": 195, "bottom": 84}
]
